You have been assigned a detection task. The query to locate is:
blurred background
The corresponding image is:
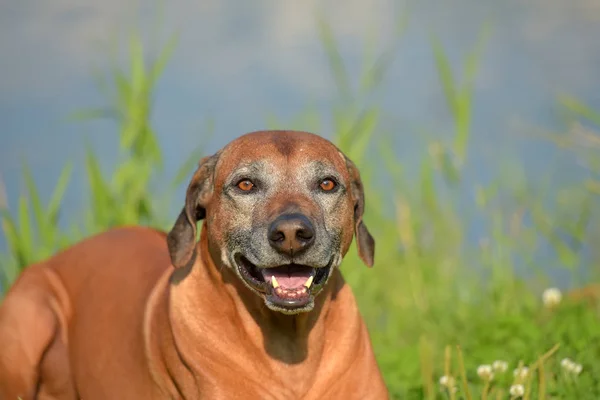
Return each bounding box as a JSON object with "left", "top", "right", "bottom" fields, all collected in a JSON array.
[{"left": 2, "top": 0, "right": 600, "bottom": 398}]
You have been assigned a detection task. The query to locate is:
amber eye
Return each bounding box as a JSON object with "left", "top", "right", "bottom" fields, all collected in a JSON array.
[
  {"left": 319, "top": 179, "right": 336, "bottom": 191},
  {"left": 237, "top": 179, "right": 254, "bottom": 191}
]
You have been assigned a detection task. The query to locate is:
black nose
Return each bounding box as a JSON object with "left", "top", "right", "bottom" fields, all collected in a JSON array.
[{"left": 268, "top": 213, "right": 315, "bottom": 255}]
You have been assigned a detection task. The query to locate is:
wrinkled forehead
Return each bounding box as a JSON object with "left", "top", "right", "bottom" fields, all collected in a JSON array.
[{"left": 214, "top": 132, "right": 349, "bottom": 183}]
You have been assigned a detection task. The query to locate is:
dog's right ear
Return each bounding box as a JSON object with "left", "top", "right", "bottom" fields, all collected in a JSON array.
[
  {"left": 167, "top": 152, "right": 220, "bottom": 268},
  {"left": 343, "top": 155, "right": 375, "bottom": 268}
]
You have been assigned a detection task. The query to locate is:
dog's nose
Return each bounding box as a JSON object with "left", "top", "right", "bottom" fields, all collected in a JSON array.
[{"left": 268, "top": 214, "right": 315, "bottom": 255}]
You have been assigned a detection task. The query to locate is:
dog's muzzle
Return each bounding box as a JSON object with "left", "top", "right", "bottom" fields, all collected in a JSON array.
[
  {"left": 235, "top": 255, "right": 333, "bottom": 311},
  {"left": 233, "top": 213, "right": 334, "bottom": 312}
]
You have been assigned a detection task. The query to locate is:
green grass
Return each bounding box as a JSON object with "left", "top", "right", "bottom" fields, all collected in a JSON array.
[{"left": 2, "top": 16, "right": 600, "bottom": 400}]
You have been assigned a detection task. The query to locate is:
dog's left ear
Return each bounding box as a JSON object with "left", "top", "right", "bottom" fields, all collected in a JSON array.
[
  {"left": 344, "top": 156, "right": 375, "bottom": 267},
  {"left": 167, "top": 152, "right": 220, "bottom": 269}
]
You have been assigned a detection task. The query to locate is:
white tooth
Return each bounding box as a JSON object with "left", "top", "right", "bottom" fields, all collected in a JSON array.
[
  {"left": 271, "top": 275, "right": 280, "bottom": 288},
  {"left": 304, "top": 275, "right": 314, "bottom": 288}
]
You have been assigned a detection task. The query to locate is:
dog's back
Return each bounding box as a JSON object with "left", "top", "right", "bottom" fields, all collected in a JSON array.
[{"left": 0, "top": 226, "right": 171, "bottom": 399}]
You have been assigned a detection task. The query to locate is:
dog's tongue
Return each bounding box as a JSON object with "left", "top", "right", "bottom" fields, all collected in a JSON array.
[{"left": 261, "top": 265, "right": 313, "bottom": 289}]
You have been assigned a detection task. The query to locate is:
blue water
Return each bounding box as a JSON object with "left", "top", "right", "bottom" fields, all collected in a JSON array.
[{"left": 1, "top": 0, "right": 599, "bottom": 286}]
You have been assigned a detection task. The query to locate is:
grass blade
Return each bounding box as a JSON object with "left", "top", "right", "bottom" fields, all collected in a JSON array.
[
  {"left": 431, "top": 35, "right": 458, "bottom": 117},
  {"left": 17, "top": 195, "right": 33, "bottom": 264},
  {"left": 1, "top": 210, "right": 24, "bottom": 267},
  {"left": 47, "top": 162, "right": 73, "bottom": 225},
  {"left": 456, "top": 345, "right": 473, "bottom": 400},
  {"left": 149, "top": 33, "right": 179, "bottom": 86},
  {"left": 85, "top": 146, "right": 113, "bottom": 229},
  {"left": 558, "top": 95, "right": 600, "bottom": 126},
  {"left": 21, "top": 163, "right": 46, "bottom": 240}
]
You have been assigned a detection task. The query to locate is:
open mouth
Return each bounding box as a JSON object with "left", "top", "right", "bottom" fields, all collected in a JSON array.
[{"left": 235, "top": 254, "right": 332, "bottom": 310}]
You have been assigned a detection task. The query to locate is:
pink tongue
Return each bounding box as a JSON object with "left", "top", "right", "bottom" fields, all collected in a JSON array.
[{"left": 262, "top": 266, "right": 312, "bottom": 289}]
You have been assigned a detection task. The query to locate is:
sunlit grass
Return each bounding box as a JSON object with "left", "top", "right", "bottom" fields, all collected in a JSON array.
[{"left": 2, "top": 14, "right": 600, "bottom": 400}]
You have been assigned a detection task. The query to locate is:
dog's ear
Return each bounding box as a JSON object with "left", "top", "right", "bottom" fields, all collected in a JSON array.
[
  {"left": 344, "top": 155, "right": 375, "bottom": 267},
  {"left": 167, "top": 153, "right": 220, "bottom": 269}
]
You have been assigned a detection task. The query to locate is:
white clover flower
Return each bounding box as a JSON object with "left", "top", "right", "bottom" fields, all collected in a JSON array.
[
  {"left": 477, "top": 364, "right": 494, "bottom": 380},
  {"left": 513, "top": 366, "right": 529, "bottom": 380},
  {"left": 561, "top": 358, "right": 574, "bottom": 371},
  {"left": 509, "top": 384, "right": 525, "bottom": 397},
  {"left": 542, "top": 288, "right": 562, "bottom": 308},
  {"left": 439, "top": 375, "right": 455, "bottom": 388},
  {"left": 492, "top": 360, "right": 508, "bottom": 373},
  {"left": 561, "top": 358, "right": 583, "bottom": 375}
]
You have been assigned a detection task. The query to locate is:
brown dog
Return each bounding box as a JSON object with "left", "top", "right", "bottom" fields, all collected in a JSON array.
[{"left": 0, "top": 130, "right": 388, "bottom": 399}]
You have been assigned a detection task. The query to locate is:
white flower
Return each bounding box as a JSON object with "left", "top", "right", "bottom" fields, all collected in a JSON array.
[
  {"left": 542, "top": 288, "right": 562, "bottom": 308},
  {"left": 477, "top": 364, "right": 494, "bottom": 380},
  {"left": 492, "top": 360, "right": 508, "bottom": 373},
  {"left": 561, "top": 358, "right": 574, "bottom": 370},
  {"left": 509, "top": 384, "right": 525, "bottom": 397},
  {"left": 513, "top": 366, "right": 529, "bottom": 380},
  {"left": 439, "top": 375, "right": 455, "bottom": 388},
  {"left": 561, "top": 358, "right": 583, "bottom": 375}
]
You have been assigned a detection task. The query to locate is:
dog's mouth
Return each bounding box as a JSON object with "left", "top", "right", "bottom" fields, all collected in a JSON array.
[{"left": 234, "top": 254, "right": 332, "bottom": 312}]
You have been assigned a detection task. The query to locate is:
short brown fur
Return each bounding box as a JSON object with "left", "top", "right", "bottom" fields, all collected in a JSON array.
[{"left": 0, "top": 130, "right": 387, "bottom": 399}]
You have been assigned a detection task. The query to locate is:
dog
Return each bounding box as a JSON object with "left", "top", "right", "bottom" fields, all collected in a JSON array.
[{"left": 0, "top": 130, "right": 388, "bottom": 399}]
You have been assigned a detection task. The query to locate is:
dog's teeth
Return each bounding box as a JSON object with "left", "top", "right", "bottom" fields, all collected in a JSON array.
[
  {"left": 271, "top": 276, "right": 280, "bottom": 288},
  {"left": 304, "top": 275, "right": 314, "bottom": 288}
]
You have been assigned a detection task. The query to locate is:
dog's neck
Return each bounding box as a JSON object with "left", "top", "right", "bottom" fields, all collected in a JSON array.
[
  {"left": 169, "top": 227, "right": 339, "bottom": 365},
  {"left": 164, "top": 228, "right": 362, "bottom": 396}
]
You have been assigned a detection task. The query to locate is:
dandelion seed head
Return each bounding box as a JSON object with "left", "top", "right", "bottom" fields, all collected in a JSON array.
[
  {"left": 560, "top": 358, "right": 574, "bottom": 370},
  {"left": 513, "top": 366, "right": 529, "bottom": 380},
  {"left": 477, "top": 364, "right": 494, "bottom": 380},
  {"left": 561, "top": 358, "right": 583, "bottom": 375},
  {"left": 509, "top": 384, "right": 525, "bottom": 397},
  {"left": 492, "top": 360, "right": 508, "bottom": 373},
  {"left": 439, "top": 375, "right": 454, "bottom": 387},
  {"left": 542, "top": 287, "right": 562, "bottom": 308}
]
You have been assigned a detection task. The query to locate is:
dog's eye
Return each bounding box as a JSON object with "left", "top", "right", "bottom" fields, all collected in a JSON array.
[
  {"left": 237, "top": 179, "right": 255, "bottom": 191},
  {"left": 319, "top": 179, "right": 336, "bottom": 192}
]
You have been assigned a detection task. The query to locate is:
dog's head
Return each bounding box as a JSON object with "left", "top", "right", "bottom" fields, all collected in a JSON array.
[{"left": 167, "top": 130, "right": 374, "bottom": 314}]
